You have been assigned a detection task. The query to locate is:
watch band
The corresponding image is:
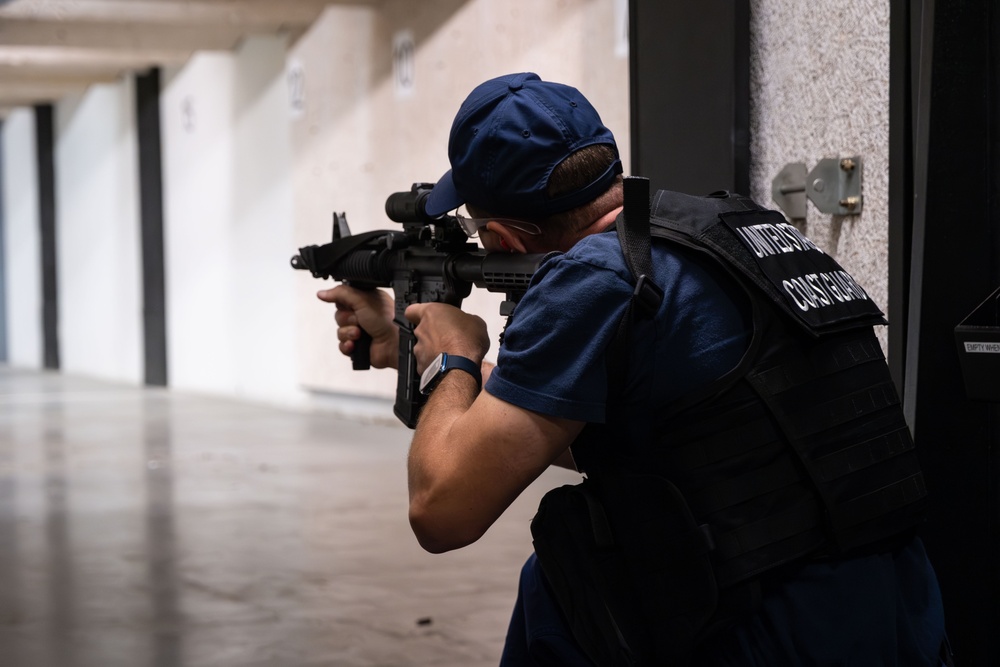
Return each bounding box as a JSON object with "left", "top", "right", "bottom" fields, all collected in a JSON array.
[{"left": 419, "top": 353, "right": 482, "bottom": 395}]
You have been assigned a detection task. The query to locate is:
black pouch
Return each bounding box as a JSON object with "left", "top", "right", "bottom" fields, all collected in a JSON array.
[{"left": 530, "top": 473, "right": 718, "bottom": 667}]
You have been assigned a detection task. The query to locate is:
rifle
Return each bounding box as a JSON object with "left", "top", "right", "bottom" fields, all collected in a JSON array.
[{"left": 291, "top": 183, "right": 552, "bottom": 428}]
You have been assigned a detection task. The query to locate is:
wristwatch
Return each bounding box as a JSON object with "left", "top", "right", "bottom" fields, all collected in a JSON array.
[{"left": 419, "top": 353, "right": 482, "bottom": 395}]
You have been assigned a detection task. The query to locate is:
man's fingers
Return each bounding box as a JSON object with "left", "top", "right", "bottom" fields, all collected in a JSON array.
[
  {"left": 404, "top": 302, "right": 426, "bottom": 325},
  {"left": 337, "top": 325, "right": 361, "bottom": 343},
  {"left": 316, "top": 286, "right": 343, "bottom": 303},
  {"left": 334, "top": 307, "right": 358, "bottom": 328},
  {"left": 317, "top": 284, "right": 374, "bottom": 309}
]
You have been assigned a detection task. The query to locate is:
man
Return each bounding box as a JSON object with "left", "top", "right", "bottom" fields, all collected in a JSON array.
[{"left": 319, "top": 73, "right": 949, "bottom": 666}]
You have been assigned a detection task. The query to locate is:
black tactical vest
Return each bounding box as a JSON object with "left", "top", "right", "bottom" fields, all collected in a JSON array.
[{"left": 579, "top": 190, "right": 928, "bottom": 590}]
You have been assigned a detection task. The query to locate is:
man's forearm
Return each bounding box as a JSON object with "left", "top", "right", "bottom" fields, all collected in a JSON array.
[
  {"left": 407, "top": 369, "right": 483, "bottom": 552},
  {"left": 405, "top": 357, "right": 581, "bottom": 553}
]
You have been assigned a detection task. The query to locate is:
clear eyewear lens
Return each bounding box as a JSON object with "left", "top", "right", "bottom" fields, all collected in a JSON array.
[{"left": 454, "top": 213, "right": 541, "bottom": 238}]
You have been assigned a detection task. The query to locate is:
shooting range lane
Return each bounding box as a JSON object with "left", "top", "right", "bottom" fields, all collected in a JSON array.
[{"left": 0, "top": 366, "right": 578, "bottom": 667}]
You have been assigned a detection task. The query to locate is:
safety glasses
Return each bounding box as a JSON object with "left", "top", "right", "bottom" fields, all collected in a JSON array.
[{"left": 453, "top": 212, "right": 542, "bottom": 238}]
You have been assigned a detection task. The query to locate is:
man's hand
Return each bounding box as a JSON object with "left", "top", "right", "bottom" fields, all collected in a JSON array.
[
  {"left": 404, "top": 302, "right": 490, "bottom": 373},
  {"left": 317, "top": 285, "right": 398, "bottom": 369}
]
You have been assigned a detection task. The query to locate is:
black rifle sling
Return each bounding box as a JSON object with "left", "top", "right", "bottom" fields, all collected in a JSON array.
[{"left": 608, "top": 177, "right": 662, "bottom": 398}]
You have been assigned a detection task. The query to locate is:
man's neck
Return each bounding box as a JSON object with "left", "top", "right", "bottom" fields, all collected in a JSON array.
[
  {"left": 577, "top": 205, "right": 623, "bottom": 238},
  {"left": 541, "top": 205, "right": 624, "bottom": 253}
]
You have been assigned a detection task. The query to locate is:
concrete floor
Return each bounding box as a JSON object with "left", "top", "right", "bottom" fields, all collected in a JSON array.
[{"left": 0, "top": 366, "right": 580, "bottom": 667}]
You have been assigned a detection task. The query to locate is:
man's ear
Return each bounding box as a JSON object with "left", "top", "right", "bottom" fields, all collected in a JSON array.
[{"left": 485, "top": 221, "right": 527, "bottom": 253}]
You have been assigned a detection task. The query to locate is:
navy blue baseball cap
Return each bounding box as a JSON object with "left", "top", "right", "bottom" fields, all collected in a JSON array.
[{"left": 424, "top": 72, "right": 622, "bottom": 219}]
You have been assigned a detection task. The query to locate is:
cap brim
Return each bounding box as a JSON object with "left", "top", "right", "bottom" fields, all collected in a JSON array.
[{"left": 424, "top": 169, "right": 464, "bottom": 218}]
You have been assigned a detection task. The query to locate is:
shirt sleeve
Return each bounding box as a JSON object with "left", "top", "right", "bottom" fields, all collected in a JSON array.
[{"left": 484, "top": 247, "right": 633, "bottom": 423}]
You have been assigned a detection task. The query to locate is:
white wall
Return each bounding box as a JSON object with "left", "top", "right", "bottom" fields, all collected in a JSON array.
[
  {"left": 161, "top": 36, "right": 301, "bottom": 406},
  {"left": 1, "top": 109, "right": 43, "bottom": 369},
  {"left": 55, "top": 81, "right": 144, "bottom": 384},
  {"left": 2, "top": 37, "right": 304, "bottom": 408}
]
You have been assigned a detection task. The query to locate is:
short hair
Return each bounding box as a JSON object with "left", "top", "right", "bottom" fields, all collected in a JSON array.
[
  {"left": 547, "top": 144, "right": 620, "bottom": 200},
  {"left": 540, "top": 144, "right": 624, "bottom": 241}
]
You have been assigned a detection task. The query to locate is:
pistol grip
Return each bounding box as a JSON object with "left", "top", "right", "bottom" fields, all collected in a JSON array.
[{"left": 351, "top": 330, "right": 372, "bottom": 370}]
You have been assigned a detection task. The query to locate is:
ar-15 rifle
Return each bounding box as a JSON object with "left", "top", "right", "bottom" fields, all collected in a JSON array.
[{"left": 291, "top": 183, "right": 551, "bottom": 428}]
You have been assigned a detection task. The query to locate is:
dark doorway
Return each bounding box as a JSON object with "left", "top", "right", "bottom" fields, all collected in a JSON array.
[
  {"left": 628, "top": 0, "right": 750, "bottom": 195},
  {"left": 136, "top": 68, "right": 168, "bottom": 387},
  {"left": 0, "top": 121, "right": 6, "bottom": 363},
  {"left": 35, "top": 104, "right": 59, "bottom": 371},
  {"left": 890, "top": 0, "right": 1000, "bottom": 663}
]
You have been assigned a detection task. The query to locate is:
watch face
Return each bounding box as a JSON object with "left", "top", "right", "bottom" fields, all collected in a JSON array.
[{"left": 419, "top": 353, "right": 447, "bottom": 394}]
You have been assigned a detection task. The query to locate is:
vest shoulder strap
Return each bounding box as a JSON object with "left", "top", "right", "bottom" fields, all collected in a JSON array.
[{"left": 606, "top": 177, "right": 664, "bottom": 400}]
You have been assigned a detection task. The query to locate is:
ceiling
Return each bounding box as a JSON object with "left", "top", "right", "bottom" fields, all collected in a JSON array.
[{"left": 0, "top": 0, "right": 378, "bottom": 117}]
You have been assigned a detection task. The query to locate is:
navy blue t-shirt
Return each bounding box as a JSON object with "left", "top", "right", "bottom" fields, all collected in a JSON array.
[
  {"left": 487, "top": 231, "right": 749, "bottom": 422},
  {"left": 487, "top": 231, "right": 946, "bottom": 666}
]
